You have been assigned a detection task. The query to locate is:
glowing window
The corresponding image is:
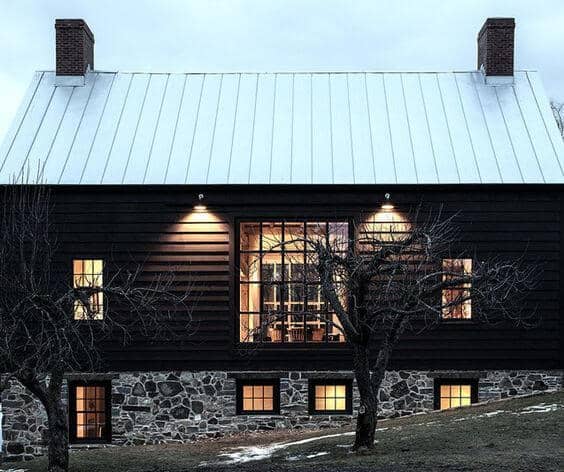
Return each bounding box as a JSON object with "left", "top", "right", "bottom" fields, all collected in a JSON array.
[
  {"left": 73, "top": 259, "right": 104, "bottom": 320},
  {"left": 309, "top": 380, "right": 352, "bottom": 414},
  {"left": 442, "top": 259, "right": 472, "bottom": 319},
  {"left": 434, "top": 379, "right": 477, "bottom": 410},
  {"left": 70, "top": 383, "right": 110, "bottom": 443},
  {"left": 237, "top": 380, "right": 279, "bottom": 414},
  {"left": 239, "top": 221, "right": 347, "bottom": 344}
]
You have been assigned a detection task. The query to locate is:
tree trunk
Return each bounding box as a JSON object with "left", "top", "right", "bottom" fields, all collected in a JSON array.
[
  {"left": 18, "top": 371, "right": 69, "bottom": 471},
  {"left": 352, "top": 345, "right": 379, "bottom": 451},
  {"left": 45, "top": 395, "right": 69, "bottom": 472}
]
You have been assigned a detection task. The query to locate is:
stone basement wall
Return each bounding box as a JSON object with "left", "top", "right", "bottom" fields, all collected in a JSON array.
[{"left": 2, "top": 370, "right": 562, "bottom": 461}]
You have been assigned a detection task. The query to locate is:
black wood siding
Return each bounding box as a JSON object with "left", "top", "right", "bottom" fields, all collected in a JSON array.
[{"left": 49, "top": 184, "right": 563, "bottom": 371}]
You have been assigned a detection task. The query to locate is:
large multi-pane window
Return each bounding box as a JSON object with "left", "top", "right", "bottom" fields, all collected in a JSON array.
[
  {"left": 239, "top": 221, "right": 347, "bottom": 343},
  {"left": 441, "top": 258, "right": 472, "bottom": 320},
  {"left": 73, "top": 259, "right": 104, "bottom": 320},
  {"left": 69, "top": 382, "right": 111, "bottom": 443}
]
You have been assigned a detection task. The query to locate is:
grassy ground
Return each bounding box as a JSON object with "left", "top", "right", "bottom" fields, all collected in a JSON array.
[{"left": 7, "top": 391, "right": 563, "bottom": 472}]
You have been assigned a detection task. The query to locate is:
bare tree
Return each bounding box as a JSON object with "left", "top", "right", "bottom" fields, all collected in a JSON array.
[
  {"left": 551, "top": 101, "right": 564, "bottom": 139},
  {"left": 0, "top": 185, "right": 192, "bottom": 472},
  {"left": 247, "top": 208, "right": 538, "bottom": 451}
]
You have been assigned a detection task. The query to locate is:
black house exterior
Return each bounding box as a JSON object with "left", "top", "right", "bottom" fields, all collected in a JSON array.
[{"left": 1, "top": 18, "right": 563, "bottom": 460}]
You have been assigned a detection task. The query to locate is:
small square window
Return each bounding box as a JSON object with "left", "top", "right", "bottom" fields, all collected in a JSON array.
[
  {"left": 434, "top": 379, "right": 478, "bottom": 410},
  {"left": 237, "top": 379, "right": 280, "bottom": 415},
  {"left": 73, "top": 259, "right": 104, "bottom": 320},
  {"left": 309, "top": 379, "right": 352, "bottom": 415}
]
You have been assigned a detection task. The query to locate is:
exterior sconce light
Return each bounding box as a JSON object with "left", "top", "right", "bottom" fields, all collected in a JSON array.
[
  {"left": 194, "top": 193, "right": 207, "bottom": 211},
  {"left": 381, "top": 193, "right": 394, "bottom": 211}
]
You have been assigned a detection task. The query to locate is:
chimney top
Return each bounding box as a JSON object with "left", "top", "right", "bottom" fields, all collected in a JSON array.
[
  {"left": 55, "top": 19, "right": 95, "bottom": 86},
  {"left": 477, "top": 17, "right": 515, "bottom": 84}
]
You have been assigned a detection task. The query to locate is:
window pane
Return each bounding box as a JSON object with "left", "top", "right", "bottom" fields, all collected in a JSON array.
[
  {"left": 450, "top": 397, "right": 461, "bottom": 408},
  {"left": 461, "top": 385, "right": 471, "bottom": 397},
  {"left": 440, "top": 385, "right": 451, "bottom": 397},
  {"left": 335, "top": 385, "right": 346, "bottom": 397},
  {"left": 461, "top": 397, "right": 472, "bottom": 406},
  {"left": 315, "top": 399, "right": 325, "bottom": 411},
  {"left": 253, "top": 398, "right": 264, "bottom": 410},
  {"left": 315, "top": 385, "right": 325, "bottom": 398},
  {"left": 240, "top": 313, "right": 260, "bottom": 342},
  {"left": 240, "top": 223, "right": 261, "bottom": 251},
  {"left": 284, "top": 223, "right": 305, "bottom": 251},
  {"left": 440, "top": 398, "right": 451, "bottom": 410},
  {"left": 451, "top": 385, "right": 460, "bottom": 397},
  {"left": 262, "top": 223, "right": 283, "bottom": 251},
  {"left": 243, "top": 399, "right": 253, "bottom": 411},
  {"left": 253, "top": 386, "right": 263, "bottom": 397},
  {"left": 243, "top": 386, "right": 253, "bottom": 398},
  {"left": 263, "top": 399, "right": 273, "bottom": 411},
  {"left": 325, "top": 398, "right": 336, "bottom": 410},
  {"left": 325, "top": 385, "right": 335, "bottom": 397},
  {"left": 335, "top": 398, "right": 346, "bottom": 410},
  {"left": 263, "top": 386, "right": 273, "bottom": 398}
]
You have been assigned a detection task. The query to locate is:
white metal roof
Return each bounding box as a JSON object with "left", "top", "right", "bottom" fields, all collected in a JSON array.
[{"left": 1, "top": 70, "right": 563, "bottom": 184}]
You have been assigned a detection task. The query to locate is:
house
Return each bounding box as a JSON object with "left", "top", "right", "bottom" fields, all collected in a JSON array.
[{"left": 1, "top": 17, "right": 563, "bottom": 460}]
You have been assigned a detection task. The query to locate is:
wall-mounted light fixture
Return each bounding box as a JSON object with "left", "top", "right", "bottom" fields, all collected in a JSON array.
[
  {"left": 194, "top": 193, "right": 207, "bottom": 211},
  {"left": 381, "top": 192, "right": 394, "bottom": 211}
]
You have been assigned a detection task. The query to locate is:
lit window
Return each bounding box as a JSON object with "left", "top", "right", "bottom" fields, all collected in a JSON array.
[
  {"left": 309, "top": 380, "right": 352, "bottom": 414},
  {"left": 69, "top": 382, "right": 110, "bottom": 443},
  {"left": 237, "top": 380, "right": 279, "bottom": 414},
  {"left": 239, "top": 221, "right": 347, "bottom": 343},
  {"left": 442, "top": 259, "right": 472, "bottom": 319},
  {"left": 73, "top": 259, "right": 104, "bottom": 320},
  {"left": 434, "top": 379, "right": 477, "bottom": 410}
]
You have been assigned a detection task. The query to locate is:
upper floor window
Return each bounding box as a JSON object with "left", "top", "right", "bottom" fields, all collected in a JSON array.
[
  {"left": 441, "top": 258, "right": 472, "bottom": 320},
  {"left": 239, "top": 221, "right": 347, "bottom": 343},
  {"left": 73, "top": 259, "right": 104, "bottom": 320}
]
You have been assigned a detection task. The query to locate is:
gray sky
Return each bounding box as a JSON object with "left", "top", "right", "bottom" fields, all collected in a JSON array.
[{"left": 1, "top": 0, "right": 563, "bottom": 141}]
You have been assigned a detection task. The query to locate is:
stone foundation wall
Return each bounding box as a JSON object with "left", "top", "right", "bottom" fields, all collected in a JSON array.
[{"left": 2, "top": 369, "right": 562, "bottom": 461}]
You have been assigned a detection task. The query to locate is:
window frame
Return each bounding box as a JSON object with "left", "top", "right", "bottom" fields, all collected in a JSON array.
[
  {"left": 440, "top": 258, "right": 473, "bottom": 322},
  {"left": 235, "top": 218, "right": 351, "bottom": 346},
  {"left": 68, "top": 380, "right": 112, "bottom": 444},
  {"left": 236, "top": 378, "right": 280, "bottom": 415},
  {"left": 72, "top": 258, "right": 105, "bottom": 321},
  {"left": 308, "top": 378, "right": 353, "bottom": 415},
  {"left": 433, "top": 378, "right": 478, "bottom": 410}
]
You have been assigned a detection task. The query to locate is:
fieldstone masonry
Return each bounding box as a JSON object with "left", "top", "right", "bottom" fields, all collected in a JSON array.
[{"left": 2, "top": 369, "right": 561, "bottom": 461}]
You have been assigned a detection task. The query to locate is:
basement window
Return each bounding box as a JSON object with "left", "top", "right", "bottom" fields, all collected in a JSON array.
[
  {"left": 69, "top": 381, "right": 111, "bottom": 443},
  {"left": 441, "top": 258, "right": 472, "bottom": 320},
  {"left": 73, "top": 259, "right": 104, "bottom": 320},
  {"left": 236, "top": 379, "right": 280, "bottom": 415},
  {"left": 434, "top": 379, "right": 478, "bottom": 410},
  {"left": 308, "top": 379, "right": 352, "bottom": 414}
]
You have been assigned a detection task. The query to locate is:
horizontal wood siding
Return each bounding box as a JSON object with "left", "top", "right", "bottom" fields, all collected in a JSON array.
[{"left": 48, "top": 184, "right": 562, "bottom": 371}]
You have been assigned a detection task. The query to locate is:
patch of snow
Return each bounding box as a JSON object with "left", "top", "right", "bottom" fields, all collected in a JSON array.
[
  {"left": 0, "top": 469, "right": 28, "bottom": 472},
  {"left": 306, "top": 451, "right": 329, "bottom": 459},
  {"left": 199, "top": 431, "right": 355, "bottom": 466},
  {"left": 453, "top": 410, "right": 506, "bottom": 422},
  {"left": 516, "top": 403, "right": 562, "bottom": 415}
]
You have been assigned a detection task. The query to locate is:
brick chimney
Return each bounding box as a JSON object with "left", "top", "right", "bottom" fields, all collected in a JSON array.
[
  {"left": 55, "top": 19, "right": 94, "bottom": 86},
  {"left": 477, "top": 18, "right": 515, "bottom": 84}
]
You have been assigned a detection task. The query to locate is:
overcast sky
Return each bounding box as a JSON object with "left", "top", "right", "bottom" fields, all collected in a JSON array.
[{"left": 1, "top": 0, "right": 563, "bottom": 140}]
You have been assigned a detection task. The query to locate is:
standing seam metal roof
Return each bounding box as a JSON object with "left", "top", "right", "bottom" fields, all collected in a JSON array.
[{"left": 1, "top": 70, "right": 563, "bottom": 184}]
